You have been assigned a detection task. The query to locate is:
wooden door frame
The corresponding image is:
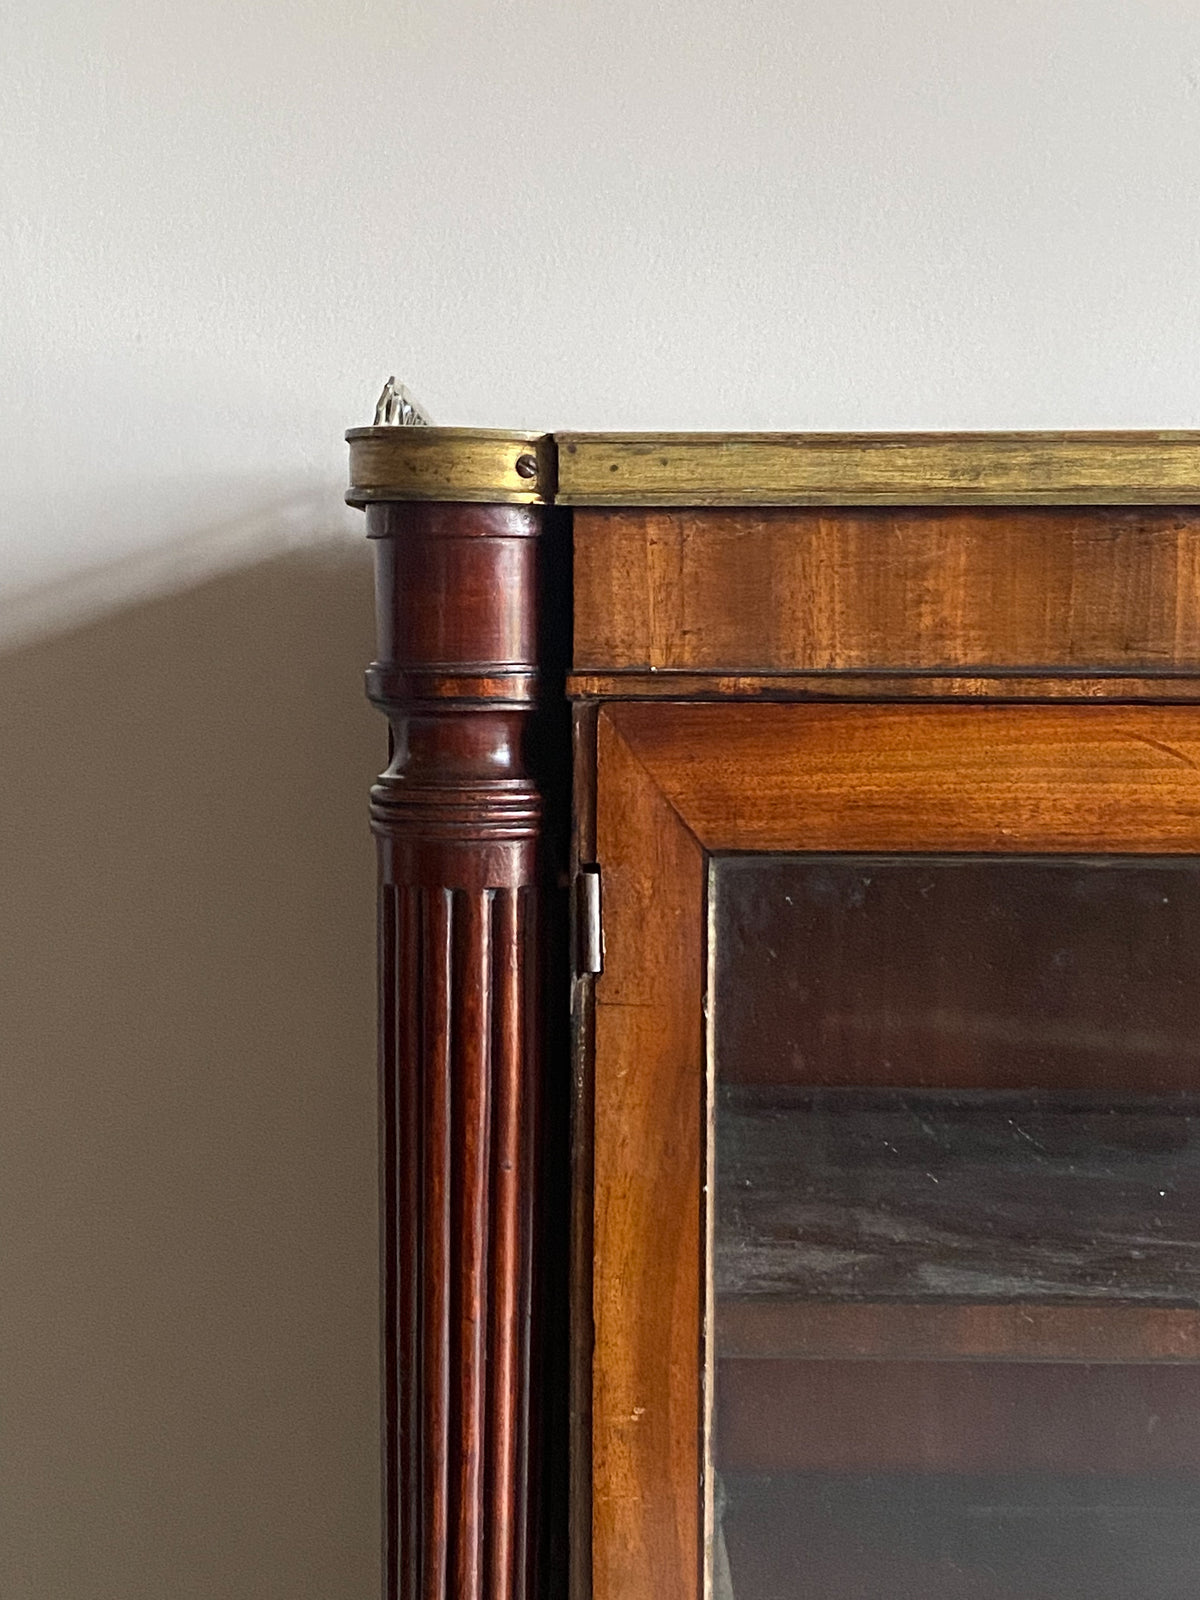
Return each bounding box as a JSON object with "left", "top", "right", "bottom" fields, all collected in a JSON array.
[{"left": 589, "top": 699, "right": 1200, "bottom": 1600}]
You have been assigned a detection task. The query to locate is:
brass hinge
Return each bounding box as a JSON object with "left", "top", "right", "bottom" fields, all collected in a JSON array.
[{"left": 575, "top": 866, "right": 603, "bottom": 976}]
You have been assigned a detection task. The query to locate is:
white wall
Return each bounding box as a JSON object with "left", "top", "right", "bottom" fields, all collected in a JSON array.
[
  {"left": 4, "top": 3, "right": 1200, "bottom": 1596},
  {"left": 6, "top": 0, "right": 1200, "bottom": 617}
]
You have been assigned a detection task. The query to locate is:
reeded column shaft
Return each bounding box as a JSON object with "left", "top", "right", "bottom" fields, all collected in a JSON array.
[{"left": 367, "top": 503, "right": 544, "bottom": 1600}]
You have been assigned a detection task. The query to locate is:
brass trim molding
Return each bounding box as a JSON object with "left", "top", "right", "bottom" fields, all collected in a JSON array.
[
  {"left": 554, "top": 431, "right": 1200, "bottom": 506},
  {"left": 347, "top": 427, "right": 1200, "bottom": 507},
  {"left": 346, "top": 427, "right": 556, "bottom": 507}
]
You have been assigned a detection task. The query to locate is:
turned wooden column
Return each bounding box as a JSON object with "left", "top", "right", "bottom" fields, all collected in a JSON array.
[{"left": 350, "top": 426, "right": 556, "bottom": 1600}]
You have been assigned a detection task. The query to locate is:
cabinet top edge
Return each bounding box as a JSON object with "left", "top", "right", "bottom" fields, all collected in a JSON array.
[
  {"left": 347, "top": 427, "right": 1200, "bottom": 507},
  {"left": 555, "top": 431, "right": 1200, "bottom": 507}
]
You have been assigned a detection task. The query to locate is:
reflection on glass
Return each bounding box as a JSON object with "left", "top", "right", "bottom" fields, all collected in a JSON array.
[{"left": 711, "top": 856, "right": 1200, "bottom": 1600}]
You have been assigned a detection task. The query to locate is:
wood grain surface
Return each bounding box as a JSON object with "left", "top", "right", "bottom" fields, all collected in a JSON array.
[
  {"left": 570, "top": 670, "right": 1200, "bottom": 702},
  {"left": 574, "top": 506, "right": 1200, "bottom": 675},
  {"left": 605, "top": 701, "right": 1200, "bottom": 855},
  {"left": 591, "top": 710, "right": 705, "bottom": 1600}
]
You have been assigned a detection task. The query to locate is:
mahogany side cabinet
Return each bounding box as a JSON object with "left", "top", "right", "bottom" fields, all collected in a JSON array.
[{"left": 347, "top": 421, "right": 1200, "bottom": 1600}]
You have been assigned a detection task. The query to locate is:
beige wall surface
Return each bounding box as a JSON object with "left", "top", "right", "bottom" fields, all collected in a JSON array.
[
  {"left": 4, "top": 0, "right": 1200, "bottom": 1595},
  {"left": 0, "top": 547, "right": 380, "bottom": 1599}
]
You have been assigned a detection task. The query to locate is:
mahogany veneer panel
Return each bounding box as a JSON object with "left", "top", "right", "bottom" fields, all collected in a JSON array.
[
  {"left": 573, "top": 506, "right": 1200, "bottom": 674},
  {"left": 590, "top": 712, "right": 704, "bottom": 1600},
  {"left": 570, "top": 671, "right": 1200, "bottom": 701},
  {"left": 606, "top": 702, "right": 1200, "bottom": 855}
]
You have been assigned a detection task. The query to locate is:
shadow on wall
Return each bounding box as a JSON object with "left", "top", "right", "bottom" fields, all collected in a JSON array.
[{"left": 0, "top": 523, "right": 381, "bottom": 1600}]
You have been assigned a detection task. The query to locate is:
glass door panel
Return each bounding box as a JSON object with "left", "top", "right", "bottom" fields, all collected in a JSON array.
[{"left": 710, "top": 855, "right": 1200, "bottom": 1600}]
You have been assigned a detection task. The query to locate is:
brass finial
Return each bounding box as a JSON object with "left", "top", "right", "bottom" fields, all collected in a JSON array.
[{"left": 373, "top": 376, "right": 432, "bottom": 427}]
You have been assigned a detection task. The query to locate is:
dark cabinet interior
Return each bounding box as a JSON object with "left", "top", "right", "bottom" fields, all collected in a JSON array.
[{"left": 712, "top": 854, "right": 1200, "bottom": 1599}]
